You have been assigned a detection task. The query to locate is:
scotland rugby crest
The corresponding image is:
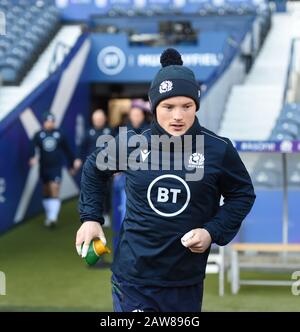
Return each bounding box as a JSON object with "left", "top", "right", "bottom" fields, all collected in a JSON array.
[
  {"left": 188, "top": 152, "right": 205, "bottom": 169},
  {"left": 159, "top": 80, "right": 173, "bottom": 94}
]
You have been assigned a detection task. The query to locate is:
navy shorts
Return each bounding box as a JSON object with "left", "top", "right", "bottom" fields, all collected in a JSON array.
[
  {"left": 40, "top": 168, "right": 62, "bottom": 184},
  {"left": 111, "top": 274, "right": 203, "bottom": 312}
]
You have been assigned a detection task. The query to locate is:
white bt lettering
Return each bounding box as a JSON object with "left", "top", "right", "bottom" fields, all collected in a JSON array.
[{"left": 157, "top": 187, "right": 181, "bottom": 203}]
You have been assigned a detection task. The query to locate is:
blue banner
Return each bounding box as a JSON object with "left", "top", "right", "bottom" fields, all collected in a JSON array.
[
  {"left": 82, "top": 31, "right": 234, "bottom": 84},
  {"left": 233, "top": 140, "right": 300, "bottom": 153}
]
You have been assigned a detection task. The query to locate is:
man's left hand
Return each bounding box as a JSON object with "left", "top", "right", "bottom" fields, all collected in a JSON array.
[{"left": 181, "top": 228, "right": 212, "bottom": 253}]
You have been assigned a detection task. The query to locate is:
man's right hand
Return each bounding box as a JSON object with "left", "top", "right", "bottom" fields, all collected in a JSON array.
[
  {"left": 73, "top": 158, "right": 83, "bottom": 171},
  {"left": 76, "top": 221, "right": 107, "bottom": 258},
  {"left": 29, "top": 157, "right": 38, "bottom": 167}
]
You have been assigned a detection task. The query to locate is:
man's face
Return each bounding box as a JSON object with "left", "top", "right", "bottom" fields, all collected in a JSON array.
[
  {"left": 129, "top": 107, "right": 145, "bottom": 129},
  {"left": 92, "top": 109, "right": 106, "bottom": 129},
  {"left": 156, "top": 96, "right": 197, "bottom": 136},
  {"left": 43, "top": 119, "right": 55, "bottom": 131}
]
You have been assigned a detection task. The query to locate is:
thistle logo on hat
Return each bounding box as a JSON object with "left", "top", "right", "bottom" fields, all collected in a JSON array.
[
  {"left": 148, "top": 48, "right": 200, "bottom": 114},
  {"left": 159, "top": 80, "right": 173, "bottom": 94}
]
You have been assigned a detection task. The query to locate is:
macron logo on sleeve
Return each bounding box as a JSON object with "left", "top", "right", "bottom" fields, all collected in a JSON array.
[{"left": 140, "top": 149, "right": 151, "bottom": 162}]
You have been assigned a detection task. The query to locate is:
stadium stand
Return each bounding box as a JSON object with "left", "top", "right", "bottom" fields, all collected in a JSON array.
[
  {"left": 218, "top": 4, "right": 300, "bottom": 190},
  {"left": 219, "top": 8, "right": 300, "bottom": 140},
  {"left": 249, "top": 41, "right": 300, "bottom": 188},
  {"left": 103, "top": 0, "right": 269, "bottom": 17},
  {"left": 252, "top": 104, "right": 300, "bottom": 188},
  {"left": 0, "top": 22, "right": 82, "bottom": 122},
  {"left": 0, "top": 0, "right": 61, "bottom": 85}
]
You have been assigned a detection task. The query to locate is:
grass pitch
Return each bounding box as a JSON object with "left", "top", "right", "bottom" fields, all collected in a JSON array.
[{"left": 0, "top": 199, "right": 299, "bottom": 311}]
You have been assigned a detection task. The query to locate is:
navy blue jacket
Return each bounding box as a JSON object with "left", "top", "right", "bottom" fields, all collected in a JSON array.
[
  {"left": 30, "top": 129, "right": 74, "bottom": 170},
  {"left": 79, "top": 118, "right": 255, "bottom": 286},
  {"left": 77, "top": 126, "right": 114, "bottom": 160},
  {"left": 126, "top": 121, "right": 151, "bottom": 135}
]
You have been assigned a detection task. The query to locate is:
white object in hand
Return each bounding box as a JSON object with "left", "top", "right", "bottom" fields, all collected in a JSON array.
[{"left": 181, "top": 230, "right": 195, "bottom": 247}]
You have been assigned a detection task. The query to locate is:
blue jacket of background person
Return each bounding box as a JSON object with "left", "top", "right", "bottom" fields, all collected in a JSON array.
[
  {"left": 30, "top": 129, "right": 74, "bottom": 170},
  {"left": 77, "top": 126, "right": 115, "bottom": 160}
]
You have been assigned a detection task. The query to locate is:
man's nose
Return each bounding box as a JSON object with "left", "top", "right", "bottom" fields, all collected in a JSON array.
[{"left": 173, "top": 108, "right": 184, "bottom": 121}]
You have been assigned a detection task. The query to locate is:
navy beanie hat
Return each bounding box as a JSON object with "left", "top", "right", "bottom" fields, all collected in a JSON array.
[
  {"left": 42, "top": 112, "right": 55, "bottom": 122},
  {"left": 148, "top": 48, "right": 201, "bottom": 113}
]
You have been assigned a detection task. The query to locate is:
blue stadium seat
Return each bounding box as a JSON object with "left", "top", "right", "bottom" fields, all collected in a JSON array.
[
  {"left": 22, "top": 11, "right": 34, "bottom": 21},
  {"left": 288, "top": 171, "right": 300, "bottom": 187},
  {"left": 0, "top": 67, "right": 18, "bottom": 83},
  {"left": 283, "top": 103, "right": 300, "bottom": 113},
  {"left": 252, "top": 154, "right": 284, "bottom": 188},
  {"left": 278, "top": 112, "right": 300, "bottom": 127},
  {"left": 0, "top": 0, "right": 9, "bottom": 6},
  {"left": 17, "top": 0, "right": 32, "bottom": 8},
  {"left": 36, "top": 17, "right": 51, "bottom": 28},
  {"left": 272, "top": 122, "right": 299, "bottom": 139},
  {"left": 8, "top": 25, "right": 24, "bottom": 37},
  {"left": 0, "top": 38, "right": 10, "bottom": 49},
  {"left": 257, "top": 158, "right": 281, "bottom": 171},
  {"left": 287, "top": 155, "right": 300, "bottom": 187},
  {"left": 269, "top": 132, "right": 295, "bottom": 141},
  {"left": 17, "top": 39, "right": 35, "bottom": 52},
  {"left": 6, "top": 47, "right": 27, "bottom": 59},
  {"left": 0, "top": 57, "right": 23, "bottom": 70},
  {"left": 252, "top": 169, "right": 283, "bottom": 188}
]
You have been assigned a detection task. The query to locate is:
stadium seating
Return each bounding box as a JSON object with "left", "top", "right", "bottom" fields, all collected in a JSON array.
[
  {"left": 218, "top": 7, "right": 300, "bottom": 189},
  {"left": 270, "top": 105, "right": 300, "bottom": 140},
  {"left": 0, "top": 0, "right": 60, "bottom": 85},
  {"left": 252, "top": 103, "right": 300, "bottom": 188},
  {"left": 104, "top": 0, "right": 268, "bottom": 17},
  {"left": 219, "top": 11, "right": 298, "bottom": 141}
]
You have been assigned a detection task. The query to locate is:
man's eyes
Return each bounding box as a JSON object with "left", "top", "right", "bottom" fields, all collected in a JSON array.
[{"left": 163, "top": 105, "right": 191, "bottom": 110}]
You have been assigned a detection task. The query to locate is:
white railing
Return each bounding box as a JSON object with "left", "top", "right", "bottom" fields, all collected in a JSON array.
[
  {"left": 285, "top": 38, "right": 300, "bottom": 103},
  {"left": 48, "top": 41, "right": 71, "bottom": 75},
  {"left": 0, "top": 10, "right": 5, "bottom": 36}
]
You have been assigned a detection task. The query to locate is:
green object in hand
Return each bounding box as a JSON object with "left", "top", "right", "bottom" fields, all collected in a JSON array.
[{"left": 84, "top": 239, "right": 111, "bottom": 266}]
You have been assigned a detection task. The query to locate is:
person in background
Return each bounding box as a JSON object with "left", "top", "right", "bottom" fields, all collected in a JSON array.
[
  {"left": 74, "top": 109, "right": 114, "bottom": 227},
  {"left": 29, "top": 112, "right": 79, "bottom": 228},
  {"left": 127, "top": 100, "right": 152, "bottom": 134},
  {"left": 74, "top": 109, "right": 114, "bottom": 167},
  {"left": 111, "top": 101, "right": 152, "bottom": 250}
]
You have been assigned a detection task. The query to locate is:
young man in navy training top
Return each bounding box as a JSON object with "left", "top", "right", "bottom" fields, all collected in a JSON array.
[
  {"left": 29, "top": 112, "right": 78, "bottom": 227},
  {"left": 76, "top": 48, "right": 256, "bottom": 312}
]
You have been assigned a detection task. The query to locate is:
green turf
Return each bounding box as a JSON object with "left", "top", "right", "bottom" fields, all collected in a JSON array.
[{"left": 0, "top": 199, "right": 299, "bottom": 312}]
